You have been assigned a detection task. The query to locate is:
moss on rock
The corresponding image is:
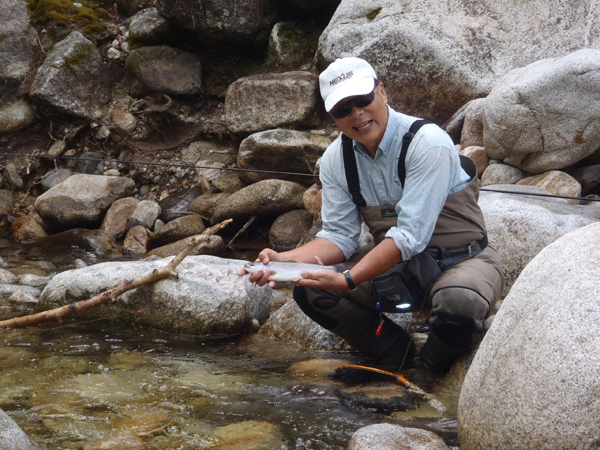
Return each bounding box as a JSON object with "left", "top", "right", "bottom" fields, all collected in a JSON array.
[
  {"left": 26, "top": 0, "right": 108, "bottom": 36},
  {"left": 366, "top": 7, "right": 382, "bottom": 20}
]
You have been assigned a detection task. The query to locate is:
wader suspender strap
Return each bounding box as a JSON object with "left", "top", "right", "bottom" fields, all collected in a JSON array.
[
  {"left": 341, "top": 119, "right": 436, "bottom": 206},
  {"left": 341, "top": 134, "right": 367, "bottom": 207},
  {"left": 397, "top": 119, "right": 435, "bottom": 188}
]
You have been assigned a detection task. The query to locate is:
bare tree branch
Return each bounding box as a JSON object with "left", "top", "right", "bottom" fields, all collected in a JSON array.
[{"left": 0, "top": 219, "right": 232, "bottom": 329}]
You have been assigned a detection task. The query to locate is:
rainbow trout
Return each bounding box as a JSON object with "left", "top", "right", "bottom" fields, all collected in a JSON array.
[{"left": 244, "top": 260, "right": 337, "bottom": 282}]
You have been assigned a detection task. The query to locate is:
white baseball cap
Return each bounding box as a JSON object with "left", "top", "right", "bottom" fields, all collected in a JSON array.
[{"left": 319, "top": 57, "right": 378, "bottom": 112}]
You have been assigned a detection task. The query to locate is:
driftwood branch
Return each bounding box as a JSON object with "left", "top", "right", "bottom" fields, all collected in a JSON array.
[
  {"left": 227, "top": 215, "right": 256, "bottom": 249},
  {"left": 0, "top": 219, "right": 232, "bottom": 329}
]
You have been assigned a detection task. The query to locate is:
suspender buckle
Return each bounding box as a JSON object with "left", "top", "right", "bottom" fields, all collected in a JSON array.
[
  {"left": 468, "top": 245, "right": 472, "bottom": 258},
  {"left": 402, "top": 132, "right": 415, "bottom": 142}
]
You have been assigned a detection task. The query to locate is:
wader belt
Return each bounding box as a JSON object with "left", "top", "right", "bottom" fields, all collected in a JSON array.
[{"left": 424, "top": 232, "right": 488, "bottom": 270}]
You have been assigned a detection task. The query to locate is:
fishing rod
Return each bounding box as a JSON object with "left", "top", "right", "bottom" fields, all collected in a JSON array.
[
  {"left": 479, "top": 187, "right": 600, "bottom": 203},
  {"left": 0, "top": 152, "right": 598, "bottom": 202},
  {"left": 0, "top": 152, "right": 317, "bottom": 178}
]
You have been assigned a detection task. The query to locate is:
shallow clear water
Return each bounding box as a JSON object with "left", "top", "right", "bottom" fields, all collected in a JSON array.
[{"left": 0, "top": 239, "right": 459, "bottom": 449}]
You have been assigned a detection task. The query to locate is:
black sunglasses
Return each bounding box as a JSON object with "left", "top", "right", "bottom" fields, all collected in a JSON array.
[{"left": 329, "top": 89, "right": 377, "bottom": 119}]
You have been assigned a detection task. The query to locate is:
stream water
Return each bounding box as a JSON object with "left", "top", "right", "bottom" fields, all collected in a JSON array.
[{"left": 0, "top": 238, "right": 460, "bottom": 449}]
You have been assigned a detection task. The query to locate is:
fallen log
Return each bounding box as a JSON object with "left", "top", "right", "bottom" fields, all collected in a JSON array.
[{"left": 0, "top": 219, "right": 232, "bottom": 329}]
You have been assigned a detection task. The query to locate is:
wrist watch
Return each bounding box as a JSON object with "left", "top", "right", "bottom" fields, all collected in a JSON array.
[{"left": 343, "top": 270, "right": 358, "bottom": 291}]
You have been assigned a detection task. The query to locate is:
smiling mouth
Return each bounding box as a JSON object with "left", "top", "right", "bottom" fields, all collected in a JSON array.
[{"left": 354, "top": 120, "right": 372, "bottom": 131}]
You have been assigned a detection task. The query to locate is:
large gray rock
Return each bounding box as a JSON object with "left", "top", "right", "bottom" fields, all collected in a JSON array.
[
  {"left": 441, "top": 99, "right": 473, "bottom": 143},
  {"left": 260, "top": 298, "right": 346, "bottom": 350},
  {"left": 458, "top": 223, "right": 600, "bottom": 449},
  {"left": 237, "top": 129, "right": 329, "bottom": 185},
  {"left": 0, "top": 268, "right": 18, "bottom": 284},
  {"left": 483, "top": 49, "right": 600, "bottom": 172},
  {"left": 225, "top": 71, "right": 320, "bottom": 134},
  {"left": 516, "top": 170, "right": 581, "bottom": 205},
  {"left": 151, "top": 214, "right": 206, "bottom": 247},
  {"left": 11, "top": 215, "right": 48, "bottom": 243},
  {"left": 156, "top": 0, "right": 285, "bottom": 45},
  {"left": 318, "top": 0, "right": 600, "bottom": 124},
  {"left": 348, "top": 424, "right": 450, "bottom": 450},
  {"left": 0, "top": 408, "right": 45, "bottom": 450},
  {"left": 38, "top": 255, "right": 271, "bottom": 335},
  {"left": 100, "top": 197, "right": 140, "bottom": 240},
  {"left": 181, "top": 140, "right": 237, "bottom": 166},
  {"left": 129, "top": 7, "right": 183, "bottom": 48},
  {"left": 211, "top": 179, "right": 306, "bottom": 223},
  {"left": 0, "top": 0, "right": 37, "bottom": 103},
  {"left": 267, "top": 21, "right": 321, "bottom": 67},
  {"left": 29, "top": 31, "right": 111, "bottom": 121},
  {"left": 127, "top": 200, "right": 161, "bottom": 230},
  {"left": 460, "top": 98, "right": 485, "bottom": 149},
  {"left": 123, "top": 225, "right": 153, "bottom": 255},
  {"left": 479, "top": 184, "right": 600, "bottom": 295},
  {"left": 34, "top": 175, "right": 136, "bottom": 230},
  {"left": 188, "top": 193, "right": 231, "bottom": 219},
  {"left": 480, "top": 162, "right": 528, "bottom": 186},
  {"left": 0, "top": 284, "right": 41, "bottom": 298},
  {"left": 269, "top": 210, "right": 313, "bottom": 252},
  {"left": 124, "top": 46, "right": 203, "bottom": 98}
]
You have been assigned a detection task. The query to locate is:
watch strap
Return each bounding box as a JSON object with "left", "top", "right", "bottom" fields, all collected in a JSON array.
[{"left": 343, "top": 270, "right": 358, "bottom": 291}]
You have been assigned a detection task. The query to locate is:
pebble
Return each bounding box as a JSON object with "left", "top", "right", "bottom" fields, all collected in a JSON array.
[
  {"left": 4, "top": 163, "right": 23, "bottom": 190},
  {"left": 8, "top": 291, "right": 38, "bottom": 304},
  {"left": 0, "top": 268, "right": 18, "bottom": 284},
  {"left": 18, "top": 274, "right": 53, "bottom": 287},
  {"left": 49, "top": 140, "right": 66, "bottom": 157},
  {"left": 0, "top": 284, "right": 41, "bottom": 297},
  {"left": 107, "top": 47, "right": 122, "bottom": 59},
  {"left": 74, "top": 259, "right": 88, "bottom": 269}
]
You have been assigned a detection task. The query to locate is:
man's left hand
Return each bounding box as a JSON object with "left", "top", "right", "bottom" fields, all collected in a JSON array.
[{"left": 297, "top": 270, "right": 349, "bottom": 291}]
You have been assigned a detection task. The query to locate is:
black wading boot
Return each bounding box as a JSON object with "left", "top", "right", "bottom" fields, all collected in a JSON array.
[
  {"left": 420, "top": 313, "right": 483, "bottom": 373},
  {"left": 294, "top": 286, "right": 417, "bottom": 368}
]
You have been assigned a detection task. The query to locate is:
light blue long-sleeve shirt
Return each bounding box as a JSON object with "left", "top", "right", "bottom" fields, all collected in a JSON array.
[{"left": 316, "top": 106, "right": 471, "bottom": 261}]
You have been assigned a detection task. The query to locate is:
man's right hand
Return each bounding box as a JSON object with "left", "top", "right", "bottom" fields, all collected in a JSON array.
[{"left": 237, "top": 248, "right": 284, "bottom": 288}]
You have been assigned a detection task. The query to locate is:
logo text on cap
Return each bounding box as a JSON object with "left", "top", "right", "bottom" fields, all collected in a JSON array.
[{"left": 329, "top": 71, "right": 354, "bottom": 87}]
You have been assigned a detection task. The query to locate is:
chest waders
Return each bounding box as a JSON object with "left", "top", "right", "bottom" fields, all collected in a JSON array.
[{"left": 293, "top": 120, "right": 504, "bottom": 370}]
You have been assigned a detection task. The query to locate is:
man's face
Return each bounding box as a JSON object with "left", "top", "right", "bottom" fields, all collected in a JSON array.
[{"left": 332, "top": 83, "right": 389, "bottom": 156}]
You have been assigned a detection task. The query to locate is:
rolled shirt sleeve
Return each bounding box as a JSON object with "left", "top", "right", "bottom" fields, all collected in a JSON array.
[{"left": 385, "top": 143, "right": 458, "bottom": 260}]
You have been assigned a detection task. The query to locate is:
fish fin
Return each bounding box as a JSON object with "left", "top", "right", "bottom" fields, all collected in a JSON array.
[{"left": 290, "top": 275, "right": 302, "bottom": 282}]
